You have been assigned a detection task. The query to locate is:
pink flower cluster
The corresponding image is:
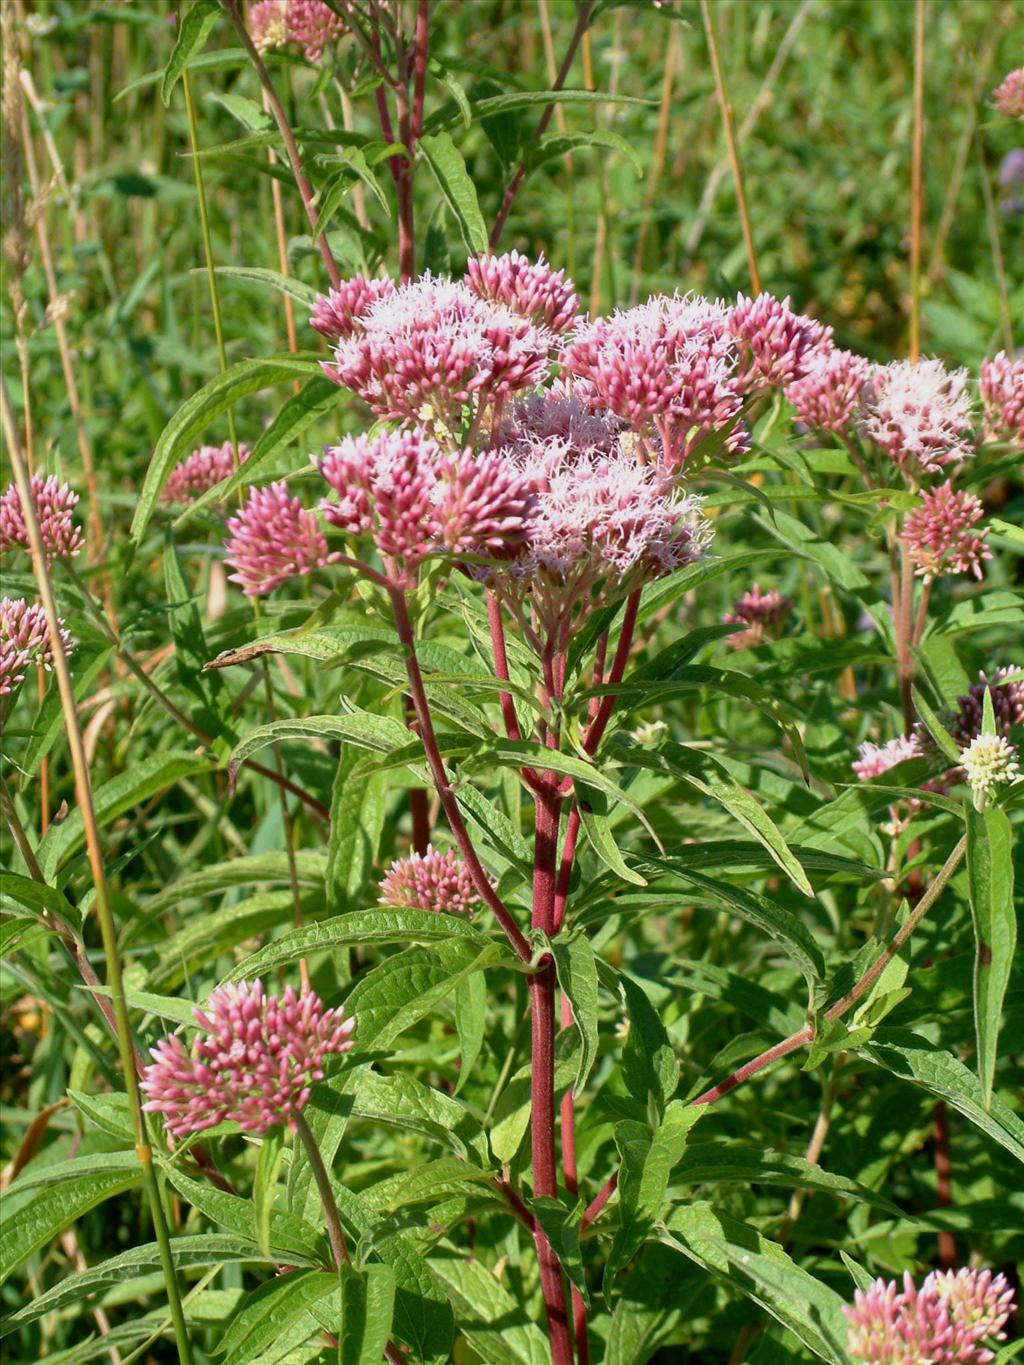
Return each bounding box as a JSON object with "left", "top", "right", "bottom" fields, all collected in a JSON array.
[
  {"left": 723, "top": 583, "right": 793, "bottom": 649},
  {"left": 992, "top": 67, "right": 1024, "bottom": 120},
  {"left": 493, "top": 398, "right": 712, "bottom": 629},
  {"left": 141, "top": 981, "right": 355, "bottom": 1139},
  {"left": 0, "top": 597, "right": 72, "bottom": 697},
  {"left": 786, "top": 348, "right": 872, "bottom": 435},
  {"left": 318, "top": 430, "right": 533, "bottom": 567},
  {"left": 852, "top": 734, "right": 921, "bottom": 781},
  {"left": 310, "top": 275, "right": 396, "bottom": 343},
  {"left": 250, "top": 0, "right": 346, "bottom": 61},
  {"left": 901, "top": 481, "right": 991, "bottom": 582},
  {"left": 162, "top": 442, "right": 249, "bottom": 505},
  {"left": 979, "top": 351, "right": 1024, "bottom": 445},
  {"left": 379, "top": 846, "right": 480, "bottom": 916},
  {"left": 466, "top": 251, "right": 579, "bottom": 333},
  {"left": 325, "top": 274, "right": 552, "bottom": 427},
  {"left": 844, "top": 1268, "right": 1015, "bottom": 1364},
  {"left": 225, "top": 482, "right": 332, "bottom": 596},
  {"left": 729, "top": 292, "right": 831, "bottom": 394},
  {"left": 563, "top": 294, "right": 745, "bottom": 469},
  {"left": 0, "top": 474, "right": 84, "bottom": 562},
  {"left": 858, "top": 359, "right": 974, "bottom": 479}
]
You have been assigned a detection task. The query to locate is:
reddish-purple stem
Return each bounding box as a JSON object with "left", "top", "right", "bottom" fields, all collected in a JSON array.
[
  {"left": 412, "top": 0, "right": 429, "bottom": 141},
  {"left": 387, "top": 586, "right": 530, "bottom": 962},
  {"left": 531, "top": 786, "right": 574, "bottom": 1365}
]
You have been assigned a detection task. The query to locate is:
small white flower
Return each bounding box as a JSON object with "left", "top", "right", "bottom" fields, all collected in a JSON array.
[{"left": 961, "top": 733, "right": 1021, "bottom": 809}]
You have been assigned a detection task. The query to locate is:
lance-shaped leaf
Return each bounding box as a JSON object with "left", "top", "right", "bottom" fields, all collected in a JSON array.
[
  {"left": 161, "top": 0, "right": 218, "bottom": 106},
  {"left": 418, "top": 133, "right": 489, "bottom": 253},
  {"left": 552, "top": 930, "right": 600, "bottom": 1095},
  {"left": 966, "top": 803, "right": 1016, "bottom": 1109},
  {"left": 132, "top": 354, "right": 322, "bottom": 542}
]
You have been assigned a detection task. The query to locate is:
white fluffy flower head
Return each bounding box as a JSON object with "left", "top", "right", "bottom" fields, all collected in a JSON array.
[{"left": 961, "top": 733, "right": 1021, "bottom": 809}]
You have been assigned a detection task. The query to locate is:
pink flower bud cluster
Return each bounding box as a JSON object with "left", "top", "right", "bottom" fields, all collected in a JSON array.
[
  {"left": 844, "top": 1268, "right": 1015, "bottom": 1364},
  {"left": 250, "top": 0, "right": 346, "bottom": 60},
  {"left": 0, "top": 474, "right": 84, "bottom": 562},
  {"left": 466, "top": 251, "right": 579, "bottom": 333},
  {"left": 318, "top": 430, "right": 534, "bottom": 566},
  {"left": 729, "top": 292, "right": 832, "bottom": 394},
  {"left": 947, "top": 668, "right": 1024, "bottom": 750},
  {"left": 786, "top": 348, "right": 872, "bottom": 434},
  {"left": 325, "top": 274, "right": 552, "bottom": 427},
  {"left": 562, "top": 294, "right": 746, "bottom": 470},
  {"left": 992, "top": 67, "right": 1024, "bottom": 120},
  {"left": 0, "top": 597, "right": 72, "bottom": 697},
  {"left": 141, "top": 981, "right": 356, "bottom": 1139},
  {"left": 378, "top": 846, "right": 480, "bottom": 916},
  {"left": 901, "top": 481, "right": 990, "bottom": 582},
  {"left": 852, "top": 734, "right": 921, "bottom": 781},
  {"left": 162, "top": 442, "right": 249, "bottom": 505},
  {"left": 979, "top": 351, "right": 1024, "bottom": 445},
  {"left": 723, "top": 583, "right": 793, "bottom": 649},
  {"left": 224, "top": 482, "right": 333, "bottom": 596},
  {"left": 310, "top": 276, "right": 396, "bottom": 343},
  {"left": 858, "top": 359, "right": 974, "bottom": 479}
]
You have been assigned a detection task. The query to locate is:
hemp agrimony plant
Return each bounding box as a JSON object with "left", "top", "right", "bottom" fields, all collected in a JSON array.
[{"left": 1, "top": 4, "right": 1021, "bottom": 1365}]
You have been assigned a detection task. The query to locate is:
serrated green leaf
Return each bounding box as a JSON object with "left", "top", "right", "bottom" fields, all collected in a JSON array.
[
  {"left": 160, "top": 0, "right": 218, "bottom": 106},
  {"left": 0, "top": 1154, "right": 141, "bottom": 1285},
  {"left": 132, "top": 355, "right": 322, "bottom": 542},
  {"left": 222, "top": 908, "right": 486, "bottom": 983},
  {"left": 661, "top": 1203, "right": 850, "bottom": 1362},
  {"left": 966, "top": 804, "right": 1016, "bottom": 1109},
  {"left": 254, "top": 1129, "right": 285, "bottom": 1259},
  {"left": 621, "top": 974, "right": 678, "bottom": 1114},
  {"left": 336, "top": 1262, "right": 396, "bottom": 1365},
  {"left": 552, "top": 930, "right": 600, "bottom": 1096},
  {"left": 217, "top": 1269, "right": 337, "bottom": 1365},
  {"left": 418, "top": 132, "right": 488, "bottom": 254},
  {"left": 859, "top": 1028, "right": 1024, "bottom": 1164},
  {"left": 453, "top": 968, "right": 487, "bottom": 1095}
]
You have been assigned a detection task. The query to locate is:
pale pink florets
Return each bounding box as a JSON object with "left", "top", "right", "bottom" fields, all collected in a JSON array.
[
  {"left": 979, "top": 351, "right": 1024, "bottom": 446},
  {"left": 224, "top": 482, "right": 331, "bottom": 596},
  {"left": 327, "top": 275, "right": 552, "bottom": 426},
  {"left": 501, "top": 390, "right": 622, "bottom": 455},
  {"left": 285, "top": 0, "right": 346, "bottom": 59},
  {"left": 379, "top": 846, "right": 480, "bottom": 917},
  {"left": 252, "top": 0, "right": 346, "bottom": 59},
  {"left": 310, "top": 276, "right": 396, "bottom": 343},
  {"left": 992, "top": 68, "right": 1024, "bottom": 120},
  {"left": 318, "top": 430, "right": 533, "bottom": 566},
  {"left": 729, "top": 292, "right": 832, "bottom": 394},
  {"left": 0, "top": 475, "right": 84, "bottom": 562},
  {"left": 786, "top": 347, "right": 872, "bottom": 435},
  {"left": 466, "top": 251, "right": 579, "bottom": 333},
  {"left": 249, "top": 0, "right": 287, "bottom": 50},
  {"left": 141, "top": 981, "right": 356, "bottom": 1140},
  {"left": 563, "top": 294, "right": 745, "bottom": 470},
  {"left": 844, "top": 1268, "right": 1015, "bottom": 1364},
  {"left": 852, "top": 734, "right": 922, "bottom": 781},
  {"left": 858, "top": 359, "right": 974, "bottom": 479},
  {"left": 901, "top": 481, "right": 990, "bottom": 582},
  {"left": 0, "top": 597, "right": 72, "bottom": 696},
  {"left": 162, "top": 442, "right": 249, "bottom": 505},
  {"left": 499, "top": 428, "right": 712, "bottom": 603},
  {"left": 723, "top": 583, "right": 793, "bottom": 649}
]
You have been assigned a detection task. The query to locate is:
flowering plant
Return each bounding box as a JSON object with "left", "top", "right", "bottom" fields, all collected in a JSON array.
[{"left": 0, "top": 4, "right": 1021, "bottom": 1365}]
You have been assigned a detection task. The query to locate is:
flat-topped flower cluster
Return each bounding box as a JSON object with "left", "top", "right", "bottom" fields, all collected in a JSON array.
[{"left": 845, "top": 1267, "right": 1015, "bottom": 1364}]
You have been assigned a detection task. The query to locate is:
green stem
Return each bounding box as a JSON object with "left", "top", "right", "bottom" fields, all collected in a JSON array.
[{"left": 293, "top": 1111, "right": 349, "bottom": 1268}]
